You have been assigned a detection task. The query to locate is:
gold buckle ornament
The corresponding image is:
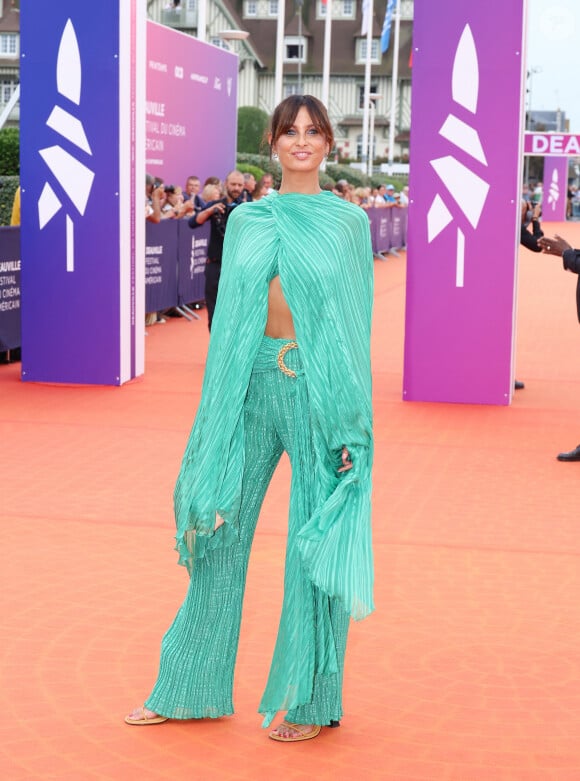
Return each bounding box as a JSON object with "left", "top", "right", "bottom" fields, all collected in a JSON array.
[{"left": 277, "top": 341, "right": 298, "bottom": 378}]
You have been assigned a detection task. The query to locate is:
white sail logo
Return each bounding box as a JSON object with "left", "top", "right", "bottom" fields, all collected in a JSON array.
[
  {"left": 547, "top": 167, "right": 559, "bottom": 211},
  {"left": 37, "top": 20, "right": 95, "bottom": 273},
  {"left": 427, "top": 25, "right": 490, "bottom": 288}
]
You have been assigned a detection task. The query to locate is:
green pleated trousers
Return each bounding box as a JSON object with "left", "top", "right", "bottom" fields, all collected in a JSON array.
[{"left": 145, "top": 337, "right": 349, "bottom": 726}]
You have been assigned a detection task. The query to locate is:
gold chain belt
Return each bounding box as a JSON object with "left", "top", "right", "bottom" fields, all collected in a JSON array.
[{"left": 277, "top": 341, "right": 298, "bottom": 378}]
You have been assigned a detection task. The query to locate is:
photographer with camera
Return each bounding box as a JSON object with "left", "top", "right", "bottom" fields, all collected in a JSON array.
[
  {"left": 511, "top": 198, "right": 545, "bottom": 390},
  {"left": 189, "top": 170, "right": 245, "bottom": 330},
  {"left": 521, "top": 198, "right": 543, "bottom": 253}
]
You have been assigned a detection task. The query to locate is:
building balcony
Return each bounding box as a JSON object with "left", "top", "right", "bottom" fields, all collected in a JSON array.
[{"left": 160, "top": 8, "right": 197, "bottom": 30}]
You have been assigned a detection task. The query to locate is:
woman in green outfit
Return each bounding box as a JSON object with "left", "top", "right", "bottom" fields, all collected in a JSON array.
[{"left": 126, "top": 95, "right": 375, "bottom": 742}]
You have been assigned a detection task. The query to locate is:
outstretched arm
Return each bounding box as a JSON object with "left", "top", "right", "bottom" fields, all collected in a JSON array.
[
  {"left": 520, "top": 204, "right": 543, "bottom": 252},
  {"left": 538, "top": 234, "right": 580, "bottom": 273}
]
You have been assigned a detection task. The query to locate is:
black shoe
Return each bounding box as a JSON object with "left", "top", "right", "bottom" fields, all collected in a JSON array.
[
  {"left": 514, "top": 380, "right": 525, "bottom": 390},
  {"left": 557, "top": 445, "right": 580, "bottom": 462}
]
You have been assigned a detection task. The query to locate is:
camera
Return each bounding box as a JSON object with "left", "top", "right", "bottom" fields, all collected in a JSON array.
[
  {"left": 164, "top": 185, "right": 176, "bottom": 194},
  {"left": 212, "top": 198, "right": 236, "bottom": 239}
]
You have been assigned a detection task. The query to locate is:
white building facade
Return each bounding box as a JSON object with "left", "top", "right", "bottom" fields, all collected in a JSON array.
[{"left": 146, "top": 0, "right": 414, "bottom": 162}]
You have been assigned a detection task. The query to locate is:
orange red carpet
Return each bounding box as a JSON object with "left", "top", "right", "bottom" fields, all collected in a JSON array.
[{"left": 2, "top": 222, "right": 580, "bottom": 779}]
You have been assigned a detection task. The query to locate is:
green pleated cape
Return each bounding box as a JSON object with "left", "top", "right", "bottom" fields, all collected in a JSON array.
[{"left": 173, "top": 190, "right": 375, "bottom": 722}]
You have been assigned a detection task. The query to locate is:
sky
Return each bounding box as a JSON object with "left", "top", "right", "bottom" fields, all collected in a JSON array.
[{"left": 526, "top": 0, "right": 579, "bottom": 133}]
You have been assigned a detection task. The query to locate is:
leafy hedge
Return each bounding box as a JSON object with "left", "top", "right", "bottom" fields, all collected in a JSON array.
[
  {"left": 236, "top": 153, "right": 407, "bottom": 191},
  {"left": 326, "top": 162, "right": 405, "bottom": 190},
  {"left": 0, "top": 128, "right": 19, "bottom": 176},
  {"left": 235, "top": 162, "right": 265, "bottom": 181},
  {"left": 237, "top": 107, "right": 270, "bottom": 155},
  {"left": 0, "top": 175, "right": 19, "bottom": 226},
  {"left": 236, "top": 153, "right": 282, "bottom": 187},
  {"left": 0, "top": 128, "right": 21, "bottom": 224}
]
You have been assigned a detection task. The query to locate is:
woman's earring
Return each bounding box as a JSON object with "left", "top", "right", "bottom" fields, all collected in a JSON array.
[{"left": 272, "top": 152, "right": 279, "bottom": 162}]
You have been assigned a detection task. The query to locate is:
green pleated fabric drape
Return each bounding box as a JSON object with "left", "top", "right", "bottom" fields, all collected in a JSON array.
[{"left": 172, "top": 190, "right": 375, "bottom": 724}]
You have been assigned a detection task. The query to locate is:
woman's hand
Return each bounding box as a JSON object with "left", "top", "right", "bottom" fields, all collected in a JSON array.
[
  {"left": 338, "top": 446, "right": 353, "bottom": 473},
  {"left": 538, "top": 234, "right": 572, "bottom": 256}
]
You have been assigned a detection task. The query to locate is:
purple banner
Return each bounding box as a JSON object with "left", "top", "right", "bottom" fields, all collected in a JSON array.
[
  {"left": 145, "top": 220, "right": 179, "bottom": 313},
  {"left": 524, "top": 133, "right": 580, "bottom": 157},
  {"left": 374, "top": 210, "right": 391, "bottom": 253},
  {"left": 390, "top": 208, "right": 406, "bottom": 250},
  {"left": 0, "top": 227, "right": 21, "bottom": 351},
  {"left": 404, "top": 2, "right": 526, "bottom": 405},
  {"left": 20, "top": 0, "right": 144, "bottom": 385},
  {"left": 177, "top": 220, "right": 208, "bottom": 305},
  {"left": 146, "top": 22, "right": 238, "bottom": 187},
  {"left": 367, "top": 207, "right": 408, "bottom": 254},
  {"left": 366, "top": 208, "right": 378, "bottom": 252},
  {"left": 542, "top": 157, "right": 568, "bottom": 222}
]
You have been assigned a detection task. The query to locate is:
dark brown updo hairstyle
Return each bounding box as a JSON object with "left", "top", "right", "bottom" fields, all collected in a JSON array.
[{"left": 268, "top": 95, "right": 334, "bottom": 158}]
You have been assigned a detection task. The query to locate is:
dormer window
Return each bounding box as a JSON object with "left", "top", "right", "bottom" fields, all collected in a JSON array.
[{"left": 284, "top": 36, "right": 307, "bottom": 63}]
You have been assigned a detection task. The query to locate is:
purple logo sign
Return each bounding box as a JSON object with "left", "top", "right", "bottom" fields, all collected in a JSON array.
[
  {"left": 37, "top": 20, "right": 95, "bottom": 273},
  {"left": 404, "top": 2, "right": 526, "bottom": 405},
  {"left": 547, "top": 165, "right": 560, "bottom": 212},
  {"left": 542, "top": 156, "right": 568, "bottom": 222},
  {"left": 427, "top": 25, "right": 490, "bottom": 288},
  {"left": 20, "top": 0, "right": 143, "bottom": 386},
  {"left": 524, "top": 133, "right": 580, "bottom": 156}
]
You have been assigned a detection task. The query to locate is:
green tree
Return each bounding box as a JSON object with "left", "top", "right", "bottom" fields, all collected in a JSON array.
[
  {"left": 237, "top": 107, "right": 269, "bottom": 155},
  {"left": 0, "top": 128, "right": 19, "bottom": 176}
]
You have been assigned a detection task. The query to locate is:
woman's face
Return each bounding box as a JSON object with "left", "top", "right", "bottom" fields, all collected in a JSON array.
[{"left": 272, "top": 107, "right": 329, "bottom": 175}]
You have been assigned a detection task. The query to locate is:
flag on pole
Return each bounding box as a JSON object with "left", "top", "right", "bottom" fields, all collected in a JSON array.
[
  {"left": 361, "top": 0, "right": 370, "bottom": 36},
  {"left": 380, "top": 0, "right": 395, "bottom": 53}
]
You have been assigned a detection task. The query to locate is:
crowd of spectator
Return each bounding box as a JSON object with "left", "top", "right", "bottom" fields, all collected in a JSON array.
[
  {"left": 328, "top": 179, "right": 410, "bottom": 210},
  {"left": 568, "top": 185, "right": 580, "bottom": 219},
  {"left": 145, "top": 171, "right": 276, "bottom": 225},
  {"left": 146, "top": 171, "right": 410, "bottom": 223},
  {"left": 523, "top": 180, "right": 580, "bottom": 220},
  {"left": 144, "top": 170, "right": 410, "bottom": 325}
]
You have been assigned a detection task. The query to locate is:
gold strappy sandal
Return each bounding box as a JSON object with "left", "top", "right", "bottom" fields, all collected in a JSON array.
[
  {"left": 124, "top": 706, "right": 169, "bottom": 726},
  {"left": 268, "top": 721, "right": 322, "bottom": 742}
]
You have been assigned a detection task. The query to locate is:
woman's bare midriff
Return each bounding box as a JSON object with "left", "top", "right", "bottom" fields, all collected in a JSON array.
[{"left": 264, "top": 275, "right": 296, "bottom": 339}]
